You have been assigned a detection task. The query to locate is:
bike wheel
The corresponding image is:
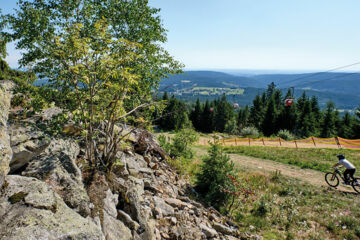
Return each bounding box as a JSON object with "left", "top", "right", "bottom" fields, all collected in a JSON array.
[
  {"left": 351, "top": 178, "right": 360, "bottom": 193},
  {"left": 325, "top": 172, "right": 339, "bottom": 187}
]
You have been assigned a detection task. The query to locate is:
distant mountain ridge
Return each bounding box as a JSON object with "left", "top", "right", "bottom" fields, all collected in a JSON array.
[{"left": 160, "top": 71, "right": 360, "bottom": 110}]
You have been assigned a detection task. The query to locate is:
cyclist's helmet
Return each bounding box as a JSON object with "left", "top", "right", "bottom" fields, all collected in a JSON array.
[{"left": 337, "top": 154, "right": 345, "bottom": 160}]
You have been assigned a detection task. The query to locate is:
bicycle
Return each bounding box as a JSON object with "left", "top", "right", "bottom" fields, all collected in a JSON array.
[{"left": 325, "top": 167, "right": 360, "bottom": 193}]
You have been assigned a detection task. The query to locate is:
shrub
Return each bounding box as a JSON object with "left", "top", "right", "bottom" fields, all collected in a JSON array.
[
  {"left": 240, "top": 126, "right": 260, "bottom": 138},
  {"left": 196, "top": 141, "right": 235, "bottom": 209},
  {"left": 277, "top": 129, "right": 295, "bottom": 140}
]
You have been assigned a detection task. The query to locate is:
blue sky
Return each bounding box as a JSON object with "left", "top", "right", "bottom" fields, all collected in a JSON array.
[{"left": 3, "top": 0, "right": 360, "bottom": 71}]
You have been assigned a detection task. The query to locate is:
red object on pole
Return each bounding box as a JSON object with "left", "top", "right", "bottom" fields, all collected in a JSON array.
[
  {"left": 311, "top": 137, "right": 316, "bottom": 147},
  {"left": 248, "top": 138, "right": 251, "bottom": 146},
  {"left": 294, "top": 140, "right": 298, "bottom": 149},
  {"left": 262, "top": 138, "right": 265, "bottom": 146},
  {"left": 279, "top": 138, "right": 282, "bottom": 146},
  {"left": 235, "top": 138, "right": 237, "bottom": 145},
  {"left": 284, "top": 98, "right": 294, "bottom": 106}
]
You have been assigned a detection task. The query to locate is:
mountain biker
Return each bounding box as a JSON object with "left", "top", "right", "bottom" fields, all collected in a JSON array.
[{"left": 332, "top": 154, "right": 356, "bottom": 185}]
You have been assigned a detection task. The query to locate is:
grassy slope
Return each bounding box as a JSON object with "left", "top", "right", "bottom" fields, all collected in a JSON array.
[
  {"left": 187, "top": 145, "right": 360, "bottom": 239},
  {"left": 223, "top": 146, "right": 360, "bottom": 173}
]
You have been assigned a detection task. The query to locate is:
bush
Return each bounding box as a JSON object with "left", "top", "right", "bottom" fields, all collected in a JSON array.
[
  {"left": 277, "top": 129, "right": 295, "bottom": 140},
  {"left": 196, "top": 141, "right": 235, "bottom": 209},
  {"left": 224, "top": 118, "right": 239, "bottom": 135},
  {"left": 240, "top": 126, "right": 260, "bottom": 138}
]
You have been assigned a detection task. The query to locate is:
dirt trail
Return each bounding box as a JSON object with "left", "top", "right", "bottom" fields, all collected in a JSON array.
[{"left": 194, "top": 147, "right": 352, "bottom": 192}]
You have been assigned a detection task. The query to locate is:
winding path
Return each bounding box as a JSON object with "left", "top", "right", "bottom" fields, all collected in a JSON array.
[{"left": 194, "top": 146, "right": 353, "bottom": 192}]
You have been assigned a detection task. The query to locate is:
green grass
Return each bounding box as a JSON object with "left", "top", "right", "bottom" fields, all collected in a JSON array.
[
  {"left": 231, "top": 168, "right": 360, "bottom": 239},
  {"left": 223, "top": 146, "right": 360, "bottom": 173},
  {"left": 173, "top": 143, "right": 360, "bottom": 239}
]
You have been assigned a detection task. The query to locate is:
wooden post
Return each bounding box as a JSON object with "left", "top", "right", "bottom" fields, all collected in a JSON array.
[
  {"left": 279, "top": 138, "right": 282, "bottom": 146},
  {"left": 294, "top": 140, "right": 298, "bottom": 149},
  {"left": 262, "top": 138, "right": 265, "bottom": 146},
  {"left": 312, "top": 137, "right": 316, "bottom": 147},
  {"left": 248, "top": 138, "right": 251, "bottom": 146},
  {"left": 335, "top": 137, "right": 342, "bottom": 149},
  {"left": 223, "top": 138, "right": 225, "bottom": 146},
  {"left": 235, "top": 138, "right": 237, "bottom": 145}
]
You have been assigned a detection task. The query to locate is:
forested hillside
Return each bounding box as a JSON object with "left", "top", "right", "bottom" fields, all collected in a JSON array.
[{"left": 162, "top": 71, "right": 360, "bottom": 110}]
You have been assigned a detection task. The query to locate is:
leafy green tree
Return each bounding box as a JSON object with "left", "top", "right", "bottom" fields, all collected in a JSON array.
[
  {"left": 1, "top": 0, "right": 183, "bottom": 170},
  {"left": 196, "top": 141, "right": 235, "bottom": 209}
]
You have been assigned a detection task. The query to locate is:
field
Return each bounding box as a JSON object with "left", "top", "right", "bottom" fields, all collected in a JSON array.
[
  {"left": 186, "top": 145, "right": 360, "bottom": 239},
  {"left": 222, "top": 146, "right": 360, "bottom": 173}
]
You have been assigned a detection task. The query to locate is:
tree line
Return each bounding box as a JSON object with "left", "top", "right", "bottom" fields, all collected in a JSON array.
[{"left": 158, "top": 82, "right": 360, "bottom": 139}]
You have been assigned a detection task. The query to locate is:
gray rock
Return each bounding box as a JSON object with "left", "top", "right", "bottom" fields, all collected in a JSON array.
[
  {"left": 103, "top": 189, "right": 119, "bottom": 218},
  {"left": 22, "top": 139, "right": 91, "bottom": 217},
  {"left": 212, "top": 222, "right": 234, "bottom": 235},
  {"left": 102, "top": 211, "right": 132, "bottom": 240},
  {"left": 40, "top": 107, "right": 63, "bottom": 121},
  {"left": 0, "top": 81, "right": 14, "bottom": 187},
  {"left": 154, "top": 196, "right": 175, "bottom": 216},
  {"left": 117, "top": 209, "right": 140, "bottom": 230},
  {"left": 200, "top": 224, "right": 218, "bottom": 238},
  {"left": 9, "top": 124, "right": 50, "bottom": 173},
  {"left": 0, "top": 175, "right": 104, "bottom": 240}
]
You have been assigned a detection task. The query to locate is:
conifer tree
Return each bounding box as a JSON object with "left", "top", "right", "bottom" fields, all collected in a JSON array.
[
  {"left": 320, "top": 101, "right": 337, "bottom": 138},
  {"left": 298, "top": 100, "right": 316, "bottom": 137},
  {"left": 200, "top": 100, "right": 213, "bottom": 133},
  {"left": 237, "top": 105, "right": 250, "bottom": 130},
  {"left": 249, "top": 94, "right": 265, "bottom": 130},
  {"left": 190, "top": 98, "right": 202, "bottom": 130},
  {"left": 214, "top": 95, "right": 234, "bottom": 132},
  {"left": 338, "top": 112, "right": 354, "bottom": 138},
  {"left": 261, "top": 95, "right": 278, "bottom": 136}
]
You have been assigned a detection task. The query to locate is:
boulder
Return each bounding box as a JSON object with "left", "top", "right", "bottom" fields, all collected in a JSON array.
[
  {"left": 22, "top": 139, "right": 91, "bottom": 217},
  {"left": 0, "top": 175, "right": 104, "bottom": 240},
  {"left": 0, "top": 80, "right": 14, "bottom": 187},
  {"left": 9, "top": 124, "right": 49, "bottom": 173},
  {"left": 200, "top": 224, "right": 218, "bottom": 238},
  {"left": 212, "top": 222, "right": 234, "bottom": 235},
  {"left": 102, "top": 189, "right": 132, "bottom": 240}
]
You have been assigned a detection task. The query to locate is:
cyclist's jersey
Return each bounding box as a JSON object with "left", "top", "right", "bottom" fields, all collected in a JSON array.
[{"left": 339, "top": 159, "right": 356, "bottom": 169}]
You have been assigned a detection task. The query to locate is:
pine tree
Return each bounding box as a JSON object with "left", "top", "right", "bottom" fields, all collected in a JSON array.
[
  {"left": 200, "top": 100, "right": 213, "bottom": 133},
  {"left": 214, "top": 95, "right": 234, "bottom": 132},
  {"left": 190, "top": 98, "right": 202, "bottom": 131},
  {"left": 261, "top": 95, "right": 278, "bottom": 136},
  {"left": 237, "top": 105, "right": 250, "bottom": 130},
  {"left": 249, "top": 94, "right": 264, "bottom": 130},
  {"left": 298, "top": 100, "right": 316, "bottom": 137},
  {"left": 196, "top": 141, "right": 235, "bottom": 209},
  {"left": 338, "top": 112, "right": 354, "bottom": 138},
  {"left": 320, "top": 101, "right": 337, "bottom": 138}
]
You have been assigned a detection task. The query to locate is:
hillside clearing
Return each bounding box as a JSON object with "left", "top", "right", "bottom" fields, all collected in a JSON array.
[{"left": 194, "top": 146, "right": 354, "bottom": 193}]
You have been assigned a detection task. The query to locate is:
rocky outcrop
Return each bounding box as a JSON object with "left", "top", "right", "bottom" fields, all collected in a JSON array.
[
  {"left": 0, "top": 84, "right": 243, "bottom": 239},
  {"left": 0, "top": 175, "right": 104, "bottom": 240},
  {"left": 0, "top": 81, "right": 14, "bottom": 187},
  {"left": 22, "top": 138, "right": 91, "bottom": 217}
]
